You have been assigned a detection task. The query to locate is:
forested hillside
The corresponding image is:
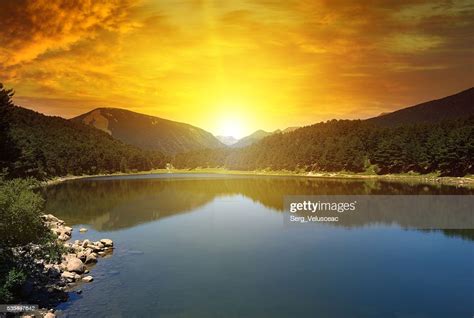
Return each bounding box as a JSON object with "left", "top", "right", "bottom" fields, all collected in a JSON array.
[
  {"left": 367, "top": 87, "right": 474, "bottom": 126},
  {"left": 173, "top": 117, "right": 474, "bottom": 177},
  {"left": 0, "top": 85, "right": 165, "bottom": 179},
  {"left": 72, "top": 108, "right": 224, "bottom": 155}
]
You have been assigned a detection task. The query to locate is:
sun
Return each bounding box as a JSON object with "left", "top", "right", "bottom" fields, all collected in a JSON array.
[
  {"left": 217, "top": 117, "right": 245, "bottom": 138},
  {"left": 210, "top": 98, "right": 256, "bottom": 138}
]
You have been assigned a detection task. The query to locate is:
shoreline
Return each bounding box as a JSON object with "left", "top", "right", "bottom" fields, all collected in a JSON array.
[
  {"left": 17, "top": 214, "right": 115, "bottom": 318},
  {"left": 42, "top": 168, "right": 474, "bottom": 188}
]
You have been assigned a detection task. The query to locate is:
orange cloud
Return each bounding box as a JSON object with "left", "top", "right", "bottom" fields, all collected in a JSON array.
[
  {"left": 1, "top": 0, "right": 473, "bottom": 136},
  {"left": 0, "top": 0, "right": 139, "bottom": 67}
]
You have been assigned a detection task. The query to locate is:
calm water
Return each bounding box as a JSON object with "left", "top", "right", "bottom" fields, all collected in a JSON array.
[{"left": 44, "top": 174, "right": 474, "bottom": 318}]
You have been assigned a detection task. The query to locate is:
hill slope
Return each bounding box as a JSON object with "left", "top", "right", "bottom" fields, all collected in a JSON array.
[
  {"left": 232, "top": 127, "right": 301, "bottom": 148},
  {"left": 232, "top": 130, "right": 274, "bottom": 148},
  {"left": 72, "top": 108, "right": 224, "bottom": 155},
  {"left": 1, "top": 103, "right": 164, "bottom": 179},
  {"left": 367, "top": 87, "right": 474, "bottom": 126}
]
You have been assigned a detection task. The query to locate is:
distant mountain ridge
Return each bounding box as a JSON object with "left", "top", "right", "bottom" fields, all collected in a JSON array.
[
  {"left": 216, "top": 135, "right": 239, "bottom": 146},
  {"left": 232, "top": 129, "right": 273, "bottom": 148},
  {"left": 366, "top": 87, "right": 474, "bottom": 126},
  {"left": 232, "top": 127, "right": 300, "bottom": 148},
  {"left": 72, "top": 108, "right": 224, "bottom": 155}
]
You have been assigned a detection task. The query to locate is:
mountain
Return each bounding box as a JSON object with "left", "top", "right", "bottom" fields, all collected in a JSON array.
[
  {"left": 281, "top": 126, "right": 300, "bottom": 133},
  {"left": 367, "top": 87, "right": 474, "bottom": 126},
  {"left": 0, "top": 103, "right": 164, "bottom": 179},
  {"left": 232, "top": 127, "right": 301, "bottom": 148},
  {"left": 216, "top": 135, "right": 239, "bottom": 146},
  {"left": 173, "top": 87, "right": 474, "bottom": 176},
  {"left": 232, "top": 129, "right": 274, "bottom": 148},
  {"left": 72, "top": 108, "right": 224, "bottom": 155}
]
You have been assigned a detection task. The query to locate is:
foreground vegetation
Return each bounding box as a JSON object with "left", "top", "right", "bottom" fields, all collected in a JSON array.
[{"left": 0, "top": 177, "right": 62, "bottom": 303}]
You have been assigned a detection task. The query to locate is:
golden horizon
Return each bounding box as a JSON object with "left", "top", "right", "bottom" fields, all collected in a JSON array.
[{"left": 1, "top": 0, "right": 473, "bottom": 137}]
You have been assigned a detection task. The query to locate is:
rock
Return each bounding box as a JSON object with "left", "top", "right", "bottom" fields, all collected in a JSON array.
[
  {"left": 82, "top": 239, "right": 90, "bottom": 248},
  {"left": 42, "top": 214, "right": 59, "bottom": 222},
  {"left": 89, "top": 244, "right": 102, "bottom": 252},
  {"left": 58, "top": 233, "right": 69, "bottom": 241},
  {"left": 44, "top": 312, "right": 56, "bottom": 318},
  {"left": 76, "top": 289, "right": 82, "bottom": 294},
  {"left": 61, "top": 271, "right": 76, "bottom": 281},
  {"left": 74, "top": 273, "right": 81, "bottom": 280},
  {"left": 66, "top": 257, "right": 85, "bottom": 273},
  {"left": 84, "top": 269, "right": 90, "bottom": 274},
  {"left": 82, "top": 275, "right": 94, "bottom": 282},
  {"left": 85, "top": 253, "right": 97, "bottom": 264},
  {"left": 63, "top": 226, "right": 73, "bottom": 236},
  {"left": 100, "top": 239, "right": 114, "bottom": 247},
  {"left": 79, "top": 228, "right": 88, "bottom": 233},
  {"left": 47, "top": 266, "right": 61, "bottom": 278},
  {"left": 76, "top": 251, "right": 87, "bottom": 262}
]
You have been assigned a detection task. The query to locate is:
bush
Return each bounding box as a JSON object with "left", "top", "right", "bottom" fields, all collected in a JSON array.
[
  {"left": 0, "top": 177, "right": 50, "bottom": 248},
  {"left": 0, "top": 267, "right": 26, "bottom": 303},
  {"left": 0, "top": 176, "right": 63, "bottom": 303}
]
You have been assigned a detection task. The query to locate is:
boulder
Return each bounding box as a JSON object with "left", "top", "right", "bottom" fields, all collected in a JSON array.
[
  {"left": 42, "top": 214, "right": 59, "bottom": 222},
  {"left": 82, "top": 275, "right": 94, "bottom": 282},
  {"left": 85, "top": 253, "right": 97, "bottom": 264},
  {"left": 44, "top": 312, "right": 56, "bottom": 318},
  {"left": 62, "top": 226, "right": 73, "bottom": 236},
  {"left": 79, "top": 228, "right": 88, "bottom": 233},
  {"left": 100, "top": 239, "right": 114, "bottom": 247},
  {"left": 82, "top": 239, "right": 90, "bottom": 248},
  {"left": 66, "top": 257, "right": 85, "bottom": 273},
  {"left": 89, "top": 244, "right": 102, "bottom": 252},
  {"left": 76, "top": 251, "right": 87, "bottom": 262},
  {"left": 61, "top": 271, "right": 75, "bottom": 281},
  {"left": 58, "top": 234, "right": 69, "bottom": 241}
]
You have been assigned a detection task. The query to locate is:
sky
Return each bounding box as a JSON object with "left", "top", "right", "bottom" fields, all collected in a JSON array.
[{"left": 1, "top": 0, "right": 473, "bottom": 138}]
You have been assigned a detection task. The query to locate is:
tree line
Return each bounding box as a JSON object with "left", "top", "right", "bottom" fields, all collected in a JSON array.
[
  {"left": 0, "top": 84, "right": 165, "bottom": 179},
  {"left": 173, "top": 118, "right": 474, "bottom": 177}
]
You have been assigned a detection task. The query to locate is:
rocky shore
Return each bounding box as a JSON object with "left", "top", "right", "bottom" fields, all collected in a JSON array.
[{"left": 14, "top": 214, "right": 114, "bottom": 318}]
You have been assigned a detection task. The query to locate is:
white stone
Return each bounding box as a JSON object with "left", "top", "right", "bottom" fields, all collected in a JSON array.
[
  {"left": 82, "top": 275, "right": 94, "bottom": 282},
  {"left": 100, "top": 239, "right": 114, "bottom": 247},
  {"left": 61, "top": 271, "right": 75, "bottom": 280}
]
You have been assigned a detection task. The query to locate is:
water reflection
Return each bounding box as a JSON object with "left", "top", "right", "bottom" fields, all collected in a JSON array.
[{"left": 44, "top": 174, "right": 474, "bottom": 240}]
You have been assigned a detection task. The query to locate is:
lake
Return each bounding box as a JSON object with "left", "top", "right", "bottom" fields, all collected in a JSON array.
[{"left": 44, "top": 174, "right": 474, "bottom": 318}]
